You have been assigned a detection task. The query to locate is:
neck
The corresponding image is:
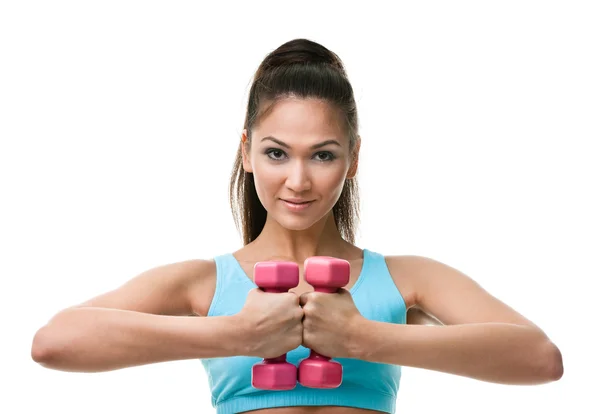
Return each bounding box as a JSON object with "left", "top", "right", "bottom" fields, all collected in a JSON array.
[{"left": 250, "top": 211, "right": 348, "bottom": 263}]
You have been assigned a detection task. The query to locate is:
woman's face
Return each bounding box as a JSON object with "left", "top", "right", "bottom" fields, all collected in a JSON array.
[{"left": 242, "top": 98, "right": 359, "bottom": 232}]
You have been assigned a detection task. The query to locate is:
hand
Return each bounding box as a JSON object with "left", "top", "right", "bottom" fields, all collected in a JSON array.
[
  {"left": 237, "top": 288, "right": 304, "bottom": 359},
  {"left": 299, "top": 288, "right": 365, "bottom": 359}
]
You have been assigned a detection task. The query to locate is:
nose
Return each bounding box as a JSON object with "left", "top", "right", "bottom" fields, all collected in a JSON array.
[{"left": 285, "top": 159, "right": 311, "bottom": 193}]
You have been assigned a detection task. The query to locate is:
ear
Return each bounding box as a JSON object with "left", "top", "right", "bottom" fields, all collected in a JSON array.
[
  {"left": 241, "top": 129, "right": 253, "bottom": 173},
  {"left": 346, "top": 135, "right": 361, "bottom": 179}
]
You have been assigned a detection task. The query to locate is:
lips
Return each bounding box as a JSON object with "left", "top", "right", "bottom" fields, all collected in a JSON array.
[
  {"left": 282, "top": 199, "right": 312, "bottom": 204},
  {"left": 280, "top": 198, "right": 314, "bottom": 211}
]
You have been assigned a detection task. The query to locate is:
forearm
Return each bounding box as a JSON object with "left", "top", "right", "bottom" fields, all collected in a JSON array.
[
  {"left": 352, "top": 319, "right": 563, "bottom": 385},
  {"left": 32, "top": 307, "right": 245, "bottom": 373}
]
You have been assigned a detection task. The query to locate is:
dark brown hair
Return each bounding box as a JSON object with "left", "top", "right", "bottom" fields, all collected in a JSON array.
[{"left": 229, "top": 38, "right": 360, "bottom": 245}]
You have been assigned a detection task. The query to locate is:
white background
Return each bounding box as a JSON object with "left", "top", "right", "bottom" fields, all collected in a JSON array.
[{"left": 2, "top": 1, "right": 598, "bottom": 413}]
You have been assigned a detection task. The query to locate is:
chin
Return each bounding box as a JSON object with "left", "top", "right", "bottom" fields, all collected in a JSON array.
[
  {"left": 273, "top": 215, "right": 317, "bottom": 231},
  {"left": 270, "top": 206, "right": 331, "bottom": 232}
]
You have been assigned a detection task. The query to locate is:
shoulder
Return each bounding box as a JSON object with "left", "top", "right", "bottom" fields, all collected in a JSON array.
[
  {"left": 380, "top": 254, "right": 423, "bottom": 310},
  {"left": 384, "top": 254, "right": 450, "bottom": 276},
  {"left": 384, "top": 254, "right": 461, "bottom": 283},
  {"left": 184, "top": 258, "right": 218, "bottom": 317},
  {"left": 70, "top": 258, "right": 217, "bottom": 317},
  {"left": 382, "top": 254, "right": 451, "bottom": 309},
  {"left": 383, "top": 254, "right": 449, "bottom": 325}
]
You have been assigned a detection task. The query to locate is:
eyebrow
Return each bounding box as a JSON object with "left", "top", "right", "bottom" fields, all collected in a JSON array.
[{"left": 260, "top": 136, "right": 342, "bottom": 150}]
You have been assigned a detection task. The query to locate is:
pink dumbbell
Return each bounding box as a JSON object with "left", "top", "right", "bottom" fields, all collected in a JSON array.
[
  {"left": 251, "top": 261, "right": 300, "bottom": 391},
  {"left": 298, "top": 256, "right": 350, "bottom": 388}
]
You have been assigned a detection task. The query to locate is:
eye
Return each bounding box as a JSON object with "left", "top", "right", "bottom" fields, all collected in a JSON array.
[
  {"left": 264, "top": 148, "right": 336, "bottom": 162},
  {"left": 315, "top": 151, "right": 336, "bottom": 162},
  {"left": 265, "top": 148, "right": 287, "bottom": 160}
]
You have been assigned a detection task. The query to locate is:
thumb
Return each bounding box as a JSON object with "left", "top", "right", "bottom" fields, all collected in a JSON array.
[{"left": 299, "top": 292, "right": 310, "bottom": 307}]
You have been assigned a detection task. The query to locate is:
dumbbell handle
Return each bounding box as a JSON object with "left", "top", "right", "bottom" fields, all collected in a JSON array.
[{"left": 263, "top": 355, "right": 287, "bottom": 363}]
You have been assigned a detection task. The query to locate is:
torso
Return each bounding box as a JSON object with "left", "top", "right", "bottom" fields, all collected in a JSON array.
[{"left": 189, "top": 244, "right": 423, "bottom": 414}]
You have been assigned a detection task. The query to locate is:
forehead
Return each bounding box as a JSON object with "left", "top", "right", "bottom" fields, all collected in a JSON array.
[{"left": 254, "top": 98, "right": 345, "bottom": 142}]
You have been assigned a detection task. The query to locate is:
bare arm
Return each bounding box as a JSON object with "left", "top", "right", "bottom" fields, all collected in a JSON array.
[
  {"left": 31, "top": 259, "right": 249, "bottom": 372},
  {"left": 352, "top": 318, "right": 560, "bottom": 385},
  {"left": 351, "top": 256, "right": 563, "bottom": 385},
  {"left": 32, "top": 307, "right": 245, "bottom": 372}
]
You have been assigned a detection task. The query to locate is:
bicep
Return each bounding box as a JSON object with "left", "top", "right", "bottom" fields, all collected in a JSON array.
[
  {"left": 407, "top": 256, "right": 541, "bottom": 329},
  {"left": 73, "top": 259, "right": 213, "bottom": 316}
]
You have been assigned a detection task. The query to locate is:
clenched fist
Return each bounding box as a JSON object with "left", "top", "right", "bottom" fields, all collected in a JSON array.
[
  {"left": 299, "top": 288, "right": 366, "bottom": 359},
  {"left": 237, "top": 288, "right": 304, "bottom": 359}
]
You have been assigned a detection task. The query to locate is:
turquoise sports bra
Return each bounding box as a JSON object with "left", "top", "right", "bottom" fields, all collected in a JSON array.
[{"left": 200, "top": 248, "right": 407, "bottom": 413}]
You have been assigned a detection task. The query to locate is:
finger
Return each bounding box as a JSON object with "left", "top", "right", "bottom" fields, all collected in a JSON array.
[
  {"left": 299, "top": 293, "right": 309, "bottom": 307},
  {"left": 287, "top": 292, "right": 300, "bottom": 305}
]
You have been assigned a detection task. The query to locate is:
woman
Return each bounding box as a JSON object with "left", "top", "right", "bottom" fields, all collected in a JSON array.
[{"left": 31, "top": 38, "right": 563, "bottom": 414}]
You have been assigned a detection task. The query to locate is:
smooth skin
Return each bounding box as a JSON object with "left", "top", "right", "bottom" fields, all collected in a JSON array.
[{"left": 31, "top": 97, "right": 563, "bottom": 414}]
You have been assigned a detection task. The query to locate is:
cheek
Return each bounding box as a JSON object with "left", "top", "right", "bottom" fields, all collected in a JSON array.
[
  {"left": 252, "top": 163, "right": 280, "bottom": 198},
  {"left": 327, "top": 178, "right": 347, "bottom": 203},
  {"left": 320, "top": 167, "right": 347, "bottom": 191}
]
